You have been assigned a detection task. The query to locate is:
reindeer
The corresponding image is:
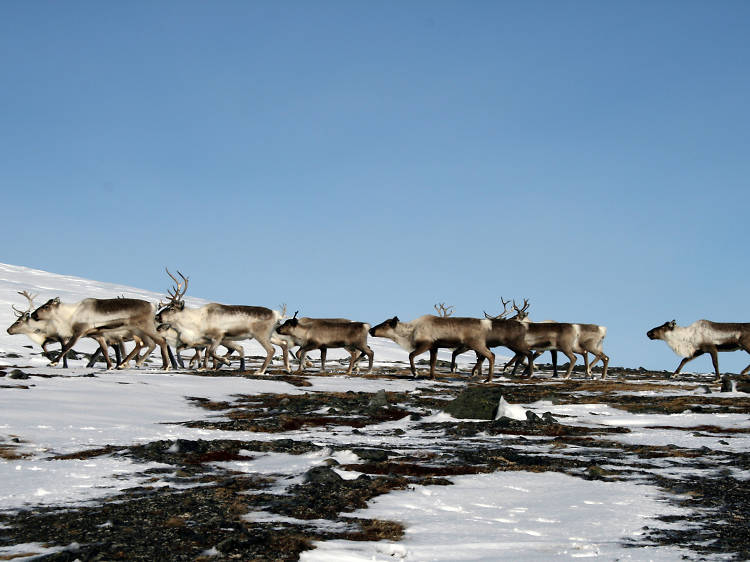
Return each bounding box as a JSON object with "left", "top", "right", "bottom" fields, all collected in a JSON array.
[
  {"left": 276, "top": 314, "right": 373, "bottom": 374},
  {"left": 155, "top": 269, "right": 279, "bottom": 373},
  {"left": 466, "top": 299, "right": 609, "bottom": 381},
  {"left": 7, "top": 291, "right": 72, "bottom": 367},
  {"left": 29, "top": 295, "right": 171, "bottom": 369},
  {"left": 269, "top": 306, "right": 351, "bottom": 372},
  {"left": 369, "top": 314, "right": 494, "bottom": 379},
  {"left": 647, "top": 320, "right": 750, "bottom": 380}
]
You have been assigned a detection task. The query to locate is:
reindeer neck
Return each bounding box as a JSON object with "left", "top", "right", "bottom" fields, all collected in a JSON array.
[{"left": 662, "top": 325, "right": 699, "bottom": 357}]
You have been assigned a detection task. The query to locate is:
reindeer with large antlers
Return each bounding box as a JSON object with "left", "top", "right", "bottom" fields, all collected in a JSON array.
[
  {"left": 472, "top": 298, "right": 609, "bottom": 380},
  {"left": 155, "top": 269, "right": 281, "bottom": 373}
]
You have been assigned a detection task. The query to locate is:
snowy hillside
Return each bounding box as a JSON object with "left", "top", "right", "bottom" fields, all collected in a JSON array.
[{"left": 0, "top": 262, "right": 477, "bottom": 367}]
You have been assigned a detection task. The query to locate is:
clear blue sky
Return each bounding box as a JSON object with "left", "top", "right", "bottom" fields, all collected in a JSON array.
[{"left": 2, "top": 1, "right": 749, "bottom": 372}]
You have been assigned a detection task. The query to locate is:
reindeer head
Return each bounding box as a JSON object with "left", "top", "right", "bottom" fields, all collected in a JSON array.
[
  {"left": 276, "top": 311, "right": 300, "bottom": 335},
  {"left": 369, "top": 316, "right": 400, "bottom": 337},
  {"left": 511, "top": 298, "right": 530, "bottom": 321},
  {"left": 30, "top": 297, "right": 61, "bottom": 321},
  {"left": 647, "top": 320, "right": 677, "bottom": 340},
  {"left": 156, "top": 268, "right": 188, "bottom": 322},
  {"left": 7, "top": 291, "right": 38, "bottom": 334}
]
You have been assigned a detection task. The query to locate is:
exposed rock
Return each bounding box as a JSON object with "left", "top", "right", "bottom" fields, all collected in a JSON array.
[{"left": 443, "top": 386, "right": 504, "bottom": 420}]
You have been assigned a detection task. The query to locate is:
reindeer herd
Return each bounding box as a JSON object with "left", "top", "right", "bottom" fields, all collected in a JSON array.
[{"left": 6, "top": 270, "right": 750, "bottom": 381}]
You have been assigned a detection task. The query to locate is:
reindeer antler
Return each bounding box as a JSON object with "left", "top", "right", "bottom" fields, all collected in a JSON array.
[
  {"left": 512, "top": 298, "right": 530, "bottom": 318},
  {"left": 484, "top": 297, "right": 512, "bottom": 320},
  {"left": 434, "top": 303, "right": 455, "bottom": 318},
  {"left": 12, "top": 290, "right": 37, "bottom": 317},
  {"left": 165, "top": 268, "right": 189, "bottom": 303},
  {"left": 279, "top": 303, "right": 288, "bottom": 318}
]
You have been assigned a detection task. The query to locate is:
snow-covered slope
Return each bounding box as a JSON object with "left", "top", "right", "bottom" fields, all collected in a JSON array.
[{"left": 0, "top": 263, "right": 708, "bottom": 561}]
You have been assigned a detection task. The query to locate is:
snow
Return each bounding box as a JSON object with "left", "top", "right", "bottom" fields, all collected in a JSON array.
[
  {"left": 495, "top": 395, "right": 528, "bottom": 420},
  {"left": 301, "top": 472, "right": 693, "bottom": 561},
  {"left": 0, "top": 262, "right": 742, "bottom": 560}
]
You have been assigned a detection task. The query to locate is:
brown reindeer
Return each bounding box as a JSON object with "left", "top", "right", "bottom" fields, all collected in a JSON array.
[
  {"left": 468, "top": 299, "right": 609, "bottom": 381},
  {"left": 276, "top": 315, "right": 373, "bottom": 374}
]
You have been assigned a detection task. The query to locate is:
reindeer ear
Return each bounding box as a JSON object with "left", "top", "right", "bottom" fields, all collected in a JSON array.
[
  {"left": 669, "top": 320, "right": 676, "bottom": 328},
  {"left": 389, "top": 316, "right": 399, "bottom": 327}
]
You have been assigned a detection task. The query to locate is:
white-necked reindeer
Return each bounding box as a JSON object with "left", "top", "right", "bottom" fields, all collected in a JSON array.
[
  {"left": 155, "top": 269, "right": 280, "bottom": 373},
  {"left": 369, "top": 313, "right": 495, "bottom": 379},
  {"left": 7, "top": 290, "right": 71, "bottom": 367},
  {"left": 647, "top": 319, "right": 750, "bottom": 380}
]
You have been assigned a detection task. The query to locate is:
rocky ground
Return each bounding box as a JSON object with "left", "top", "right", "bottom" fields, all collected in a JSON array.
[{"left": 1, "top": 361, "right": 749, "bottom": 561}]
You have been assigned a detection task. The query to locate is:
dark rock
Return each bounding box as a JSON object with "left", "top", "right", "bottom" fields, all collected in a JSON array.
[
  {"left": 303, "top": 466, "right": 344, "bottom": 486},
  {"left": 368, "top": 389, "right": 388, "bottom": 409},
  {"left": 443, "top": 386, "right": 504, "bottom": 420},
  {"left": 9, "top": 369, "right": 28, "bottom": 379},
  {"left": 525, "top": 410, "right": 542, "bottom": 424},
  {"left": 351, "top": 448, "right": 390, "bottom": 462},
  {"left": 542, "top": 412, "right": 559, "bottom": 424}
]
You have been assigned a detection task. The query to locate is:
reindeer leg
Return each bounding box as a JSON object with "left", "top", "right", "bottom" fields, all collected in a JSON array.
[
  {"left": 319, "top": 347, "right": 327, "bottom": 373},
  {"left": 408, "top": 341, "right": 432, "bottom": 377},
  {"left": 121, "top": 338, "right": 144, "bottom": 369},
  {"left": 525, "top": 351, "right": 536, "bottom": 378},
  {"left": 562, "top": 351, "right": 577, "bottom": 379},
  {"left": 364, "top": 344, "right": 374, "bottom": 373},
  {"left": 55, "top": 337, "right": 69, "bottom": 368},
  {"left": 672, "top": 352, "right": 704, "bottom": 378},
  {"left": 118, "top": 338, "right": 142, "bottom": 369},
  {"left": 93, "top": 336, "right": 114, "bottom": 370},
  {"left": 52, "top": 334, "right": 82, "bottom": 367},
  {"left": 167, "top": 345, "right": 180, "bottom": 369},
  {"left": 550, "top": 351, "right": 558, "bottom": 377},
  {"left": 87, "top": 348, "right": 102, "bottom": 368},
  {"left": 296, "top": 344, "right": 315, "bottom": 374},
  {"left": 708, "top": 346, "right": 721, "bottom": 381},
  {"left": 115, "top": 344, "right": 123, "bottom": 367},
  {"left": 136, "top": 337, "right": 155, "bottom": 367},
  {"left": 597, "top": 352, "right": 609, "bottom": 379},
  {"left": 345, "top": 349, "right": 357, "bottom": 375},
  {"left": 280, "top": 341, "right": 291, "bottom": 373},
  {"left": 428, "top": 345, "right": 439, "bottom": 379},
  {"left": 477, "top": 345, "right": 495, "bottom": 383},
  {"left": 188, "top": 348, "right": 201, "bottom": 369},
  {"left": 472, "top": 353, "right": 484, "bottom": 377},
  {"left": 451, "top": 346, "right": 467, "bottom": 373}
]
